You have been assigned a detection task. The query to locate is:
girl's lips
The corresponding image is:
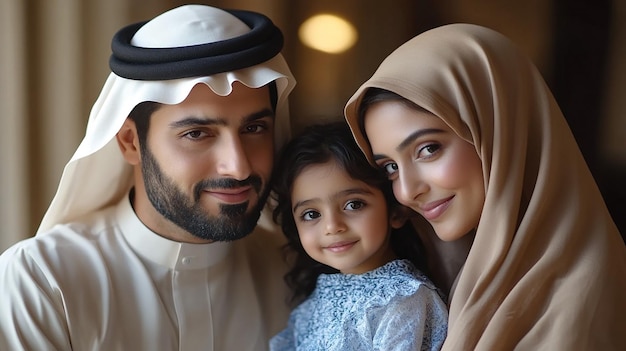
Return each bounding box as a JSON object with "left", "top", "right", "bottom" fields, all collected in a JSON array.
[
  {"left": 420, "top": 196, "right": 453, "bottom": 221},
  {"left": 324, "top": 240, "right": 357, "bottom": 253},
  {"left": 206, "top": 187, "right": 252, "bottom": 204}
]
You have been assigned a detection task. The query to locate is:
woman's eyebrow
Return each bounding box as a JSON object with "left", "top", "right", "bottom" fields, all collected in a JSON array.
[
  {"left": 396, "top": 128, "right": 444, "bottom": 151},
  {"left": 373, "top": 128, "right": 444, "bottom": 161}
]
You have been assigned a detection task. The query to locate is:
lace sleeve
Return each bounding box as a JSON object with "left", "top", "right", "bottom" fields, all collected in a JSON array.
[
  {"left": 372, "top": 285, "right": 448, "bottom": 351},
  {"left": 269, "top": 323, "right": 296, "bottom": 351}
]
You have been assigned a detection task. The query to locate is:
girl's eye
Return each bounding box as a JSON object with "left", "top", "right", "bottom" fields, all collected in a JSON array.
[
  {"left": 345, "top": 200, "right": 365, "bottom": 211},
  {"left": 417, "top": 143, "right": 441, "bottom": 159},
  {"left": 302, "top": 210, "right": 321, "bottom": 221}
]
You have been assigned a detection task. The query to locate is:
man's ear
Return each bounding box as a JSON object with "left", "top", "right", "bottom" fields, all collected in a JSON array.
[
  {"left": 116, "top": 118, "right": 141, "bottom": 165},
  {"left": 390, "top": 205, "right": 412, "bottom": 229}
]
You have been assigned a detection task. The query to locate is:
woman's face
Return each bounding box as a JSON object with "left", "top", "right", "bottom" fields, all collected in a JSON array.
[{"left": 363, "top": 100, "right": 485, "bottom": 241}]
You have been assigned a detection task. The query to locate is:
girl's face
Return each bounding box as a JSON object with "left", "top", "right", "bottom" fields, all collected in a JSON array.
[
  {"left": 290, "top": 160, "right": 397, "bottom": 274},
  {"left": 363, "top": 100, "right": 485, "bottom": 241}
]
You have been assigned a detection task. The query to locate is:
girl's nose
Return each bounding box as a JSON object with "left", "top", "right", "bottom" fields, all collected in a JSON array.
[{"left": 324, "top": 211, "right": 347, "bottom": 235}]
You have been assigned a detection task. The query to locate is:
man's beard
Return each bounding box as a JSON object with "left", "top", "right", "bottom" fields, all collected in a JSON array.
[{"left": 140, "top": 145, "right": 270, "bottom": 241}]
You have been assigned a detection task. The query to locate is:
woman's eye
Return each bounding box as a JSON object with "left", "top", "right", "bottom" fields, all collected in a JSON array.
[
  {"left": 417, "top": 143, "right": 441, "bottom": 159},
  {"left": 302, "top": 210, "right": 320, "bottom": 221},
  {"left": 345, "top": 200, "right": 365, "bottom": 211},
  {"left": 383, "top": 162, "right": 398, "bottom": 176}
]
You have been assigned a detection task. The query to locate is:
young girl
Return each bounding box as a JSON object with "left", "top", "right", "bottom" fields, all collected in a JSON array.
[
  {"left": 344, "top": 24, "right": 626, "bottom": 349},
  {"left": 269, "top": 121, "right": 447, "bottom": 350}
]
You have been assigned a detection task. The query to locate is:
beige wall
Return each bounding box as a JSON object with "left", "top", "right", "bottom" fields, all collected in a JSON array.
[{"left": 1, "top": 0, "right": 28, "bottom": 248}]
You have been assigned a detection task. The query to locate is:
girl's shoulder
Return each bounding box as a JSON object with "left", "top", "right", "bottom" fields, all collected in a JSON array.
[
  {"left": 370, "top": 259, "right": 434, "bottom": 286},
  {"left": 313, "top": 259, "right": 438, "bottom": 303},
  {"left": 367, "top": 259, "right": 439, "bottom": 298}
]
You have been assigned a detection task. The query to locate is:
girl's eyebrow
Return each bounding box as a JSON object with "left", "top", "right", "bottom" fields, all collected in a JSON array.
[
  {"left": 292, "top": 199, "right": 315, "bottom": 214},
  {"left": 168, "top": 108, "right": 274, "bottom": 128},
  {"left": 291, "top": 187, "right": 374, "bottom": 213},
  {"left": 373, "top": 128, "right": 444, "bottom": 161},
  {"left": 337, "top": 187, "right": 374, "bottom": 198}
]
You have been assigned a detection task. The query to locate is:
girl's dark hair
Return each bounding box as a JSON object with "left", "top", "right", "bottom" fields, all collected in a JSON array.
[{"left": 271, "top": 120, "right": 428, "bottom": 305}]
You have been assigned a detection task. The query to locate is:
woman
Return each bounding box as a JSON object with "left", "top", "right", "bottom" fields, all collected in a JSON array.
[
  {"left": 270, "top": 122, "right": 447, "bottom": 350},
  {"left": 344, "top": 23, "right": 626, "bottom": 350}
]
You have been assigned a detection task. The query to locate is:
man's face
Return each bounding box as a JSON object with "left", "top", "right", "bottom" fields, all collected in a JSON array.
[{"left": 139, "top": 82, "right": 275, "bottom": 242}]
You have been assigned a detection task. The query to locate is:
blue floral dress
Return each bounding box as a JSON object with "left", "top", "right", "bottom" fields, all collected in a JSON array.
[{"left": 270, "top": 259, "right": 448, "bottom": 351}]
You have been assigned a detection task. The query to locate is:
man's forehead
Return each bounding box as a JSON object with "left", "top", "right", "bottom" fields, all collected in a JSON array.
[
  {"left": 161, "top": 109, "right": 275, "bottom": 128},
  {"left": 151, "top": 85, "right": 275, "bottom": 127}
]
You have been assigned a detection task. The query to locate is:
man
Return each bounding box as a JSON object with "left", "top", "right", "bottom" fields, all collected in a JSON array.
[{"left": 0, "top": 5, "right": 296, "bottom": 350}]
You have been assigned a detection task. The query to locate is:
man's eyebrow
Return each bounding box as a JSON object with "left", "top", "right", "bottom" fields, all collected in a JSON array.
[
  {"left": 372, "top": 128, "right": 444, "bottom": 161},
  {"left": 168, "top": 108, "right": 275, "bottom": 128},
  {"left": 244, "top": 108, "right": 275, "bottom": 123},
  {"left": 169, "top": 117, "right": 218, "bottom": 128}
]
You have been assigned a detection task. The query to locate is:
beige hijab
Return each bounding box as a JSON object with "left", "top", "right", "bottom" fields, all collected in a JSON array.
[{"left": 345, "top": 23, "right": 626, "bottom": 350}]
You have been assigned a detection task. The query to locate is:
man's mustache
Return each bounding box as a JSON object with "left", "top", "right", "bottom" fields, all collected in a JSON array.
[{"left": 193, "top": 176, "right": 263, "bottom": 201}]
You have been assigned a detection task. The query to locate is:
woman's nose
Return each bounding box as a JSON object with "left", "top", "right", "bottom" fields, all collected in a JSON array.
[{"left": 395, "top": 166, "right": 427, "bottom": 208}]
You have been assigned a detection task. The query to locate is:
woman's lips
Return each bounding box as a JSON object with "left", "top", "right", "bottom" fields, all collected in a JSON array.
[{"left": 420, "top": 196, "right": 453, "bottom": 221}]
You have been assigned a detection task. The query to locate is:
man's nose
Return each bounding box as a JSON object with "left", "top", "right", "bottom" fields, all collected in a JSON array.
[{"left": 216, "top": 134, "right": 252, "bottom": 181}]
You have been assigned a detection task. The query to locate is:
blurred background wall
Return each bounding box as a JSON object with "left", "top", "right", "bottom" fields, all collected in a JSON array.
[{"left": 1, "top": 0, "right": 624, "bottom": 251}]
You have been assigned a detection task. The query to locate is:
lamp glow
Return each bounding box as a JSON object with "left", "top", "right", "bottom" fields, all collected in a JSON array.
[{"left": 299, "top": 14, "right": 357, "bottom": 54}]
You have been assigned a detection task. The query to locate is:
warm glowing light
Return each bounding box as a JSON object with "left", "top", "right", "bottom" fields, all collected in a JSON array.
[{"left": 299, "top": 14, "right": 357, "bottom": 54}]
